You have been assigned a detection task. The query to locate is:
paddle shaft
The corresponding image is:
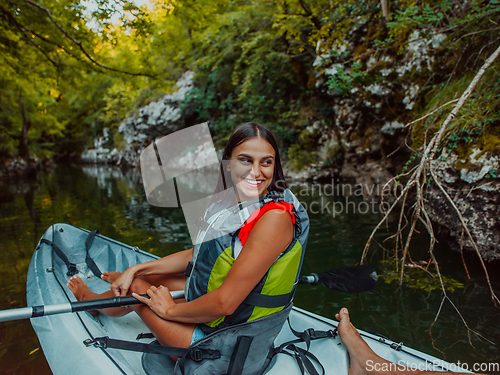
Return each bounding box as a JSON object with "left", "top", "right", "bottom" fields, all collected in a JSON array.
[
  {"left": 0, "top": 290, "right": 185, "bottom": 323},
  {"left": 298, "top": 274, "right": 319, "bottom": 285},
  {"left": 1, "top": 266, "right": 376, "bottom": 323}
]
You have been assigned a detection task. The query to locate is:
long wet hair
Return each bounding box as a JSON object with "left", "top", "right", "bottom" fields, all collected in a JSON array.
[{"left": 215, "top": 122, "right": 287, "bottom": 197}]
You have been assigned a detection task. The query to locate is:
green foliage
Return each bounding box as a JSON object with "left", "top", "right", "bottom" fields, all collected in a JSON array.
[
  {"left": 326, "top": 62, "right": 371, "bottom": 97},
  {"left": 380, "top": 1, "right": 500, "bottom": 49},
  {"left": 1, "top": 0, "right": 499, "bottom": 168},
  {"left": 444, "top": 128, "right": 484, "bottom": 152},
  {"left": 287, "top": 144, "right": 319, "bottom": 172},
  {"left": 286, "top": 126, "right": 321, "bottom": 172},
  {"left": 411, "top": 61, "right": 500, "bottom": 162},
  {"left": 486, "top": 169, "right": 498, "bottom": 179},
  {"left": 387, "top": 4, "right": 446, "bottom": 43},
  {"left": 0, "top": 0, "right": 166, "bottom": 161},
  {"left": 176, "top": 0, "right": 315, "bottom": 145},
  {"left": 380, "top": 260, "right": 465, "bottom": 292}
]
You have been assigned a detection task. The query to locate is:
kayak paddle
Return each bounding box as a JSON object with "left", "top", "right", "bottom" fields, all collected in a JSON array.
[
  {"left": 298, "top": 265, "right": 377, "bottom": 293},
  {"left": 0, "top": 265, "right": 376, "bottom": 323},
  {"left": 0, "top": 290, "right": 185, "bottom": 323}
]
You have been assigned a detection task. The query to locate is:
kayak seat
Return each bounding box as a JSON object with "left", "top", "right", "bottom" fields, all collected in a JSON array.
[
  {"left": 141, "top": 303, "right": 293, "bottom": 375},
  {"left": 142, "top": 341, "right": 177, "bottom": 374}
]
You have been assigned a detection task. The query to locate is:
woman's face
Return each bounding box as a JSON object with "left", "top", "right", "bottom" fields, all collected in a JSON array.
[{"left": 227, "top": 137, "right": 275, "bottom": 201}]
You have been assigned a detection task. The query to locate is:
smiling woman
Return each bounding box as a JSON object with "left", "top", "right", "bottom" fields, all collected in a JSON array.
[
  {"left": 64, "top": 122, "right": 310, "bottom": 374},
  {"left": 220, "top": 122, "right": 288, "bottom": 201}
]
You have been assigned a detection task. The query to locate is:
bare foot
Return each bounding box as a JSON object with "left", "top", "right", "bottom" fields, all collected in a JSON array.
[
  {"left": 101, "top": 271, "right": 122, "bottom": 283},
  {"left": 67, "top": 276, "right": 100, "bottom": 316},
  {"left": 336, "top": 310, "right": 475, "bottom": 375},
  {"left": 336, "top": 308, "right": 391, "bottom": 375}
]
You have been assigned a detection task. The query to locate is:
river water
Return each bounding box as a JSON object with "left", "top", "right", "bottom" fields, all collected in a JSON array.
[{"left": 0, "top": 165, "right": 499, "bottom": 374}]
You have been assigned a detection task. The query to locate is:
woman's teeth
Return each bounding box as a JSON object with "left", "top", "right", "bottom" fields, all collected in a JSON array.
[{"left": 245, "top": 179, "right": 261, "bottom": 186}]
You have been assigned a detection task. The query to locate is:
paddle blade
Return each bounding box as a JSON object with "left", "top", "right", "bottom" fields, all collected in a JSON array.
[{"left": 318, "top": 265, "right": 378, "bottom": 293}]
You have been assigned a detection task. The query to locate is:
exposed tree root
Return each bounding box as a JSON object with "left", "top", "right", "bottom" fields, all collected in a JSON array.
[{"left": 361, "top": 44, "right": 500, "bottom": 345}]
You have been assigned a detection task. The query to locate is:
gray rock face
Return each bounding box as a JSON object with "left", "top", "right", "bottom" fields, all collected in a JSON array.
[
  {"left": 426, "top": 151, "right": 500, "bottom": 261},
  {"left": 310, "top": 30, "right": 499, "bottom": 261},
  {"left": 426, "top": 181, "right": 500, "bottom": 261},
  {"left": 308, "top": 31, "right": 445, "bottom": 194},
  {"left": 81, "top": 71, "right": 195, "bottom": 167}
]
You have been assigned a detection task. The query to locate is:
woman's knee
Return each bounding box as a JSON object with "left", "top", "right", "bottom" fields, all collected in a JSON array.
[
  {"left": 139, "top": 274, "right": 187, "bottom": 291},
  {"left": 128, "top": 277, "right": 151, "bottom": 295}
]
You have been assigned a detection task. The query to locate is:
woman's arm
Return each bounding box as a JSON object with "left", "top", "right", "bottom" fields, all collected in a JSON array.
[
  {"left": 110, "top": 247, "right": 193, "bottom": 297},
  {"left": 133, "top": 247, "right": 194, "bottom": 277},
  {"left": 135, "top": 209, "right": 293, "bottom": 323}
]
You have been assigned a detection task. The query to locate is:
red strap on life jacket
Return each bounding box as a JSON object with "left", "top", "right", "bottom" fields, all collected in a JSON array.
[{"left": 238, "top": 201, "right": 295, "bottom": 246}]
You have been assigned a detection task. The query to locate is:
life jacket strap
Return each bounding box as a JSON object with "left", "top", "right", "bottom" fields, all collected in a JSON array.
[
  {"left": 243, "top": 291, "right": 294, "bottom": 308},
  {"left": 84, "top": 336, "right": 221, "bottom": 362}
]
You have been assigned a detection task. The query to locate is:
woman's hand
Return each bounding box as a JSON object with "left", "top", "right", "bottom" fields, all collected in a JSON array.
[
  {"left": 109, "top": 267, "right": 137, "bottom": 297},
  {"left": 133, "top": 285, "right": 175, "bottom": 320}
]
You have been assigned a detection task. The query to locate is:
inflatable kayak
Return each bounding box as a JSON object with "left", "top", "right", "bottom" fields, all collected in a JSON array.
[{"left": 27, "top": 224, "right": 471, "bottom": 374}]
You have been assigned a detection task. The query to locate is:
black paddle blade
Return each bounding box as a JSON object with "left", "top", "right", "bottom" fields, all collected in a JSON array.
[{"left": 317, "top": 265, "right": 378, "bottom": 293}]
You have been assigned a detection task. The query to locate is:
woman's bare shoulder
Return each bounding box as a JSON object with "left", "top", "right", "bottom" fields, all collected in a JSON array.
[{"left": 249, "top": 208, "right": 293, "bottom": 240}]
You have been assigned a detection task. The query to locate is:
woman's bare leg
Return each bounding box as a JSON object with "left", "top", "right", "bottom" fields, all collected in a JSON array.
[
  {"left": 336, "top": 308, "right": 481, "bottom": 375},
  {"left": 335, "top": 308, "right": 390, "bottom": 375},
  {"left": 67, "top": 272, "right": 188, "bottom": 317},
  {"left": 101, "top": 271, "right": 187, "bottom": 291},
  {"left": 127, "top": 277, "right": 195, "bottom": 350},
  {"left": 67, "top": 276, "right": 118, "bottom": 316},
  {"left": 67, "top": 273, "right": 195, "bottom": 354}
]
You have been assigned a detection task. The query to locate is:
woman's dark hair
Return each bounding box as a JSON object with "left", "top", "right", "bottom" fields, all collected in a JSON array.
[{"left": 216, "top": 122, "right": 287, "bottom": 196}]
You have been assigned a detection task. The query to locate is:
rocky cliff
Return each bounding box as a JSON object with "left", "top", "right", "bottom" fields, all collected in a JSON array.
[
  {"left": 81, "top": 37, "right": 499, "bottom": 261},
  {"left": 428, "top": 149, "right": 500, "bottom": 261},
  {"left": 81, "top": 71, "right": 195, "bottom": 167}
]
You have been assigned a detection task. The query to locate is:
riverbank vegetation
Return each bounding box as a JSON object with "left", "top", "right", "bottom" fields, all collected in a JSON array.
[{"left": 1, "top": 0, "right": 498, "bottom": 163}]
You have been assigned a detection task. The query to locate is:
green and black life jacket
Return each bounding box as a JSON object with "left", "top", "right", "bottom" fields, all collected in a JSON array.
[{"left": 184, "top": 188, "right": 309, "bottom": 334}]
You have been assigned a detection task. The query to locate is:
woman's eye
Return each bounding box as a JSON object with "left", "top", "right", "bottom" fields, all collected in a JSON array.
[
  {"left": 263, "top": 160, "right": 273, "bottom": 166},
  {"left": 239, "top": 158, "right": 251, "bottom": 164}
]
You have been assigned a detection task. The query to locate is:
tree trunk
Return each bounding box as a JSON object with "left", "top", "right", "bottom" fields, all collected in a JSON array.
[
  {"left": 18, "top": 94, "right": 31, "bottom": 160},
  {"left": 381, "top": 0, "right": 389, "bottom": 20}
]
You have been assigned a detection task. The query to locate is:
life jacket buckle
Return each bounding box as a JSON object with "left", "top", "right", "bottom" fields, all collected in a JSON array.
[
  {"left": 190, "top": 349, "right": 203, "bottom": 362},
  {"left": 184, "top": 261, "right": 194, "bottom": 277}
]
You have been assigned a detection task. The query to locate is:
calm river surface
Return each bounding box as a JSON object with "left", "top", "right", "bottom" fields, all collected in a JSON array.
[{"left": 0, "top": 165, "right": 499, "bottom": 374}]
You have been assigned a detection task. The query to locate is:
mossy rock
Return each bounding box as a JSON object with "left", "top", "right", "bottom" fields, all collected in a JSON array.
[
  {"left": 411, "top": 61, "right": 500, "bottom": 156},
  {"left": 379, "top": 259, "right": 464, "bottom": 292}
]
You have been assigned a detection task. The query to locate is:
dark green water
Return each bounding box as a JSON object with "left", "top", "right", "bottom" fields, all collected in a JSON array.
[{"left": 0, "top": 165, "right": 499, "bottom": 374}]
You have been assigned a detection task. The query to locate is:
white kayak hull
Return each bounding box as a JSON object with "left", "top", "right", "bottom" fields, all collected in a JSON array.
[{"left": 27, "top": 224, "right": 471, "bottom": 374}]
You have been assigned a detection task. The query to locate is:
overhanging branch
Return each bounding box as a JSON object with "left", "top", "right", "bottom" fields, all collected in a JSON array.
[{"left": 22, "top": 0, "right": 157, "bottom": 77}]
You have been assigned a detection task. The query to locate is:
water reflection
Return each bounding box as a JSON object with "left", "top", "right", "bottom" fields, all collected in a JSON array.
[
  {"left": 0, "top": 165, "right": 499, "bottom": 375},
  {"left": 80, "top": 165, "right": 192, "bottom": 246}
]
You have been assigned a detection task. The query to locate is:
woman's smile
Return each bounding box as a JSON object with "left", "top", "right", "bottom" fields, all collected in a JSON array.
[{"left": 244, "top": 179, "right": 264, "bottom": 188}]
